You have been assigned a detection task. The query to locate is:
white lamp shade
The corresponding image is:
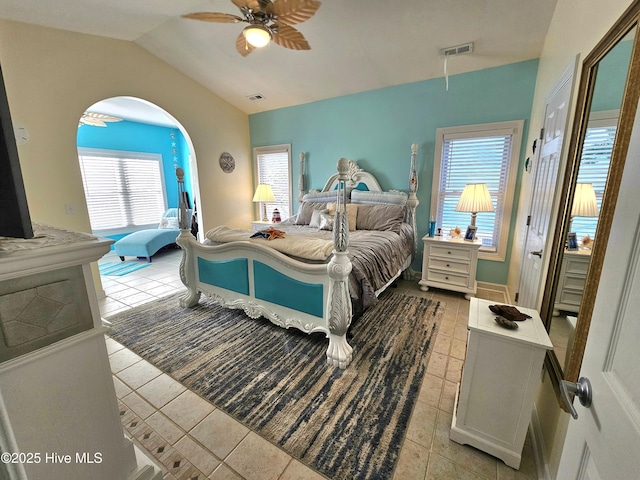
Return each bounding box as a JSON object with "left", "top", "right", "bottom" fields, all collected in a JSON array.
[
  {"left": 455, "top": 183, "right": 495, "bottom": 213},
  {"left": 243, "top": 25, "right": 271, "bottom": 48},
  {"left": 252, "top": 184, "right": 275, "bottom": 203},
  {"left": 571, "top": 183, "right": 599, "bottom": 217}
]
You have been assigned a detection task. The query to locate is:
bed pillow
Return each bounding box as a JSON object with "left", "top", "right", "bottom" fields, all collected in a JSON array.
[
  {"left": 326, "top": 203, "right": 358, "bottom": 231},
  {"left": 309, "top": 209, "right": 328, "bottom": 228},
  {"left": 302, "top": 190, "right": 339, "bottom": 203},
  {"left": 351, "top": 190, "right": 408, "bottom": 206},
  {"left": 356, "top": 204, "right": 406, "bottom": 232},
  {"left": 318, "top": 212, "right": 334, "bottom": 231},
  {"left": 158, "top": 217, "right": 180, "bottom": 229},
  {"left": 295, "top": 202, "right": 330, "bottom": 225}
]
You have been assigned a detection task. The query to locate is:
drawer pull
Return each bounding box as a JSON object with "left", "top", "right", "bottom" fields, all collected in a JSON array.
[
  {"left": 448, "top": 251, "right": 451, "bottom": 254},
  {"left": 445, "top": 276, "right": 449, "bottom": 280},
  {"left": 446, "top": 264, "right": 450, "bottom": 267}
]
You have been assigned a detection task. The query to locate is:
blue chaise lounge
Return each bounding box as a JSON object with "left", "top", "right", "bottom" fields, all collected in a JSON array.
[{"left": 114, "top": 208, "right": 189, "bottom": 262}]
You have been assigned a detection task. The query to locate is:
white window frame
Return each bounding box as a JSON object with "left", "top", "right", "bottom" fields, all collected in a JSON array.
[
  {"left": 430, "top": 120, "right": 524, "bottom": 262},
  {"left": 253, "top": 144, "right": 292, "bottom": 220},
  {"left": 78, "top": 148, "right": 167, "bottom": 236}
]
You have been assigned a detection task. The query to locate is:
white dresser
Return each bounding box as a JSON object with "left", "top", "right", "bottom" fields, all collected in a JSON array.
[
  {"left": 554, "top": 249, "right": 591, "bottom": 315},
  {"left": 418, "top": 236, "right": 482, "bottom": 299},
  {"left": 450, "top": 298, "right": 553, "bottom": 469}
]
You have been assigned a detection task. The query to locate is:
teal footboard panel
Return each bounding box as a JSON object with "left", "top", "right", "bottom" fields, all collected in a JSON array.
[
  {"left": 198, "top": 257, "right": 249, "bottom": 295},
  {"left": 253, "top": 261, "right": 324, "bottom": 318}
]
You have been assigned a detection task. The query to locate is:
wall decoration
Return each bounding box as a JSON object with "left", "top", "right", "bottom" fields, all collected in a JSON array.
[
  {"left": 219, "top": 152, "right": 235, "bottom": 173},
  {"left": 170, "top": 130, "right": 179, "bottom": 169}
]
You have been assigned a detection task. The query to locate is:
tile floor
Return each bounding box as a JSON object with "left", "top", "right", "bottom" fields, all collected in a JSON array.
[{"left": 98, "top": 248, "right": 539, "bottom": 480}]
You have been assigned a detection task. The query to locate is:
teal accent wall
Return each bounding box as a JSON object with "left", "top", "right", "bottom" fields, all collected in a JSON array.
[
  {"left": 198, "top": 257, "right": 250, "bottom": 295},
  {"left": 254, "top": 261, "right": 324, "bottom": 317},
  {"left": 77, "top": 120, "right": 192, "bottom": 245},
  {"left": 591, "top": 39, "right": 633, "bottom": 112},
  {"left": 249, "top": 60, "right": 539, "bottom": 285}
]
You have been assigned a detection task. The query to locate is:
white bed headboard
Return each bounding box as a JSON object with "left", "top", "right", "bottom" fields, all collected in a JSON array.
[{"left": 321, "top": 159, "right": 383, "bottom": 193}]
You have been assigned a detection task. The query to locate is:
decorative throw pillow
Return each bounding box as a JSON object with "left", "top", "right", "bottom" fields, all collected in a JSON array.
[
  {"left": 158, "top": 217, "right": 180, "bottom": 229},
  {"left": 309, "top": 209, "right": 328, "bottom": 228},
  {"left": 318, "top": 212, "right": 334, "bottom": 231},
  {"left": 294, "top": 202, "right": 328, "bottom": 225},
  {"left": 326, "top": 203, "right": 358, "bottom": 231}
]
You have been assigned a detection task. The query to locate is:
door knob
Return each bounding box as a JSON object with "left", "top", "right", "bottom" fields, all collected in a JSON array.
[
  {"left": 530, "top": 250, "right": 543, "bottom": 258},
  {"left": 560, "top": 377, "right": 592, "bottom": 419}
]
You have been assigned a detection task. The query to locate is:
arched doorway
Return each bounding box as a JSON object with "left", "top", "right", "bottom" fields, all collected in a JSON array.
[{"left": 76, "top": 96, "right": 200, "bottom": 244}]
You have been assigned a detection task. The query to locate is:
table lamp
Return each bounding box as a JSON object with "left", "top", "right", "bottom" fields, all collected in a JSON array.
[
  {"left": 253, "top": 184, "right": 275, "bottom": 222},
  {"left": 455, "top": 183, "right": 495, "bottom": 228},
  {"left": 570, "top": 182, "right": 599, "bottom": 232}
]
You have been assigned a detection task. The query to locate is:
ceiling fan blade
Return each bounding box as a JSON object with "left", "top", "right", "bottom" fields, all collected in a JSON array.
[
  {"left": 236, "top": 32, "right": 256, "bottom": 56},
  {"left": 269, "top": 0, "right": 320, "bottom": 25},
  {"left": 181, "top": 12, "right": 243, "bottom": 23},
  {"left": 80, "top": 112, "right": 123, "bottom": 127},
  {"left": 232, "top": 0, "right": 267, "bottom": 13},
  {"left": 272, "top": 24, "right": 310, "bottom": 50}
]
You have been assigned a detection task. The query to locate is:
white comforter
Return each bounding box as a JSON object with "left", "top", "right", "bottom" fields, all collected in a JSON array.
[{"left": 205, "top": 225, "right": 334, "bottom": 261}]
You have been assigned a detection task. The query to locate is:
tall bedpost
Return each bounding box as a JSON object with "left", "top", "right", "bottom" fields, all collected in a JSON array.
[
  {"left": 403, "top": 143, "right": 420, "bottom": 280},
  {"left": 326, "top": 158, "right": 353, "bottom": 369},
  {"left": 297, "top": 152, "right": 305, "bottom": 206},
  {"left": 175, "top": 168, "right": 201, "bottom": 307}
]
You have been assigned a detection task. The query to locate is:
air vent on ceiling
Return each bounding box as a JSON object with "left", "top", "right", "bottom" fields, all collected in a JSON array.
[
  {"left": 440, "top": 42, "right": 474, "bottom": 57},
  {"left": 247, "top": 93, "right": 265, "bottom": 101}
]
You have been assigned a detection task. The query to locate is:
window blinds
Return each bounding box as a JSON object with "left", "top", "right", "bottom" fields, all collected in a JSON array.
[
  {"left": 437, "top": 132, "right": 512, "bottom": 250},
  {"left": 79, "top": 152, "right": 165, "bottom": 232},
  {"left": 572, "top": 124, "right": 616, "bottom": 239},
  {"left": 256, "top": 148, "right": 291, "bottom": 219}
]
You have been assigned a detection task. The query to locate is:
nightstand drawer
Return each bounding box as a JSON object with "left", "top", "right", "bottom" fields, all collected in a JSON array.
[
  {"left": 427, "top": 270, "right": 470, "bottom": 288},
  {"left": 428, "top": 258, "right": 471, "bottom": 275},
  {"left": 565, "top": 257, "right": 589, "bottom": 275},
  {"left": 429, "top": 245, "right": 472, "bottom": 262},
  {"left": 560, "top": 274, "right": 586, "bottom": 291},
  {"left": 557, "top": 289, "right": 583, "bottom": 308}
]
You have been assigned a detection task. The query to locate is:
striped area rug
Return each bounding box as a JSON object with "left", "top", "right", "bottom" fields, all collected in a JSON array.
[
  {"left": 107, "top": 290, "right": 444, "bottom": 479},
  {"left": 99, "top": 261, "right": 151, "bottom": 276}
]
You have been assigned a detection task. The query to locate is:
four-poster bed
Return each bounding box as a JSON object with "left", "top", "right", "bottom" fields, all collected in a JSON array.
[{"left": 175, "top": 145, "right": 419, "bottom": 368}]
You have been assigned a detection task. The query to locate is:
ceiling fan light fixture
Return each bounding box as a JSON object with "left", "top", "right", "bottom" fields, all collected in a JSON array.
[{"left": 243, "top": 24, "right": 271, "bottom": 48}]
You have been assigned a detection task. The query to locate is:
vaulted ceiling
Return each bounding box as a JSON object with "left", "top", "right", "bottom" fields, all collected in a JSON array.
[{"left": 0, "top": 0, "right": 558, "bottom": 116}]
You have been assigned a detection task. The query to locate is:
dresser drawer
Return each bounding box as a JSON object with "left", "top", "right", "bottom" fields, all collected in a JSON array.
[
  {"left": 564, "top": 257, "right": 589, "bottom": 275},
  {"left": 557, "top": 289, "right": 583, "bottom": 308},
  {"left": 429, "top": 245, "right": 472, "bottom": 262},
  {"left": 427, "top": 270, "right": 470, "bottom": 288},
  {"left": 428, "top": 258, "right": 471, "bottom": 275},
  {"left": 560, "top": 273, "right": 586, "bottom": 291}
]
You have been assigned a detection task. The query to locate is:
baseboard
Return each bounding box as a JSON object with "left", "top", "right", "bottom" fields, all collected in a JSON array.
[
  {"left": 530, "top": 403, "right": 552, "bottom": 480},
  {"left": 476, "top": 281, "right": 511, "bottom": 303},
  {"left": 128, "top": 445, "right": 163, "bottom": 480}
]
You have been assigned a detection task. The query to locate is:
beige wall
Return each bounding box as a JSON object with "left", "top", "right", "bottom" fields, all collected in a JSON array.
[
  {"left": 507, "top": 0, "right": 634, "bottom": 476},
  {"left": 0, "top": 20, "right": 253, "bottom": 238}
]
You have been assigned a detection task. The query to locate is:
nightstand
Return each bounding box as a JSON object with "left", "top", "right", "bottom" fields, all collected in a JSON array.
[
  {"left": 554, "top": 249, "right": 591, "bottom": 315},
  {"left": 251, "top": 220, "right": 272, "bottom": 231},
  {"left": 418, "top": 236, "right": 482, "bottom": 299},
  {"left": 450, "top": 298, "right": 553, "bottom": 469}
]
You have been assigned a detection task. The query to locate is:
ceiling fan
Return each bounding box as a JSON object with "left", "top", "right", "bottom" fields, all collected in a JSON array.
[
  {"left": 79, "top": 112, "right": 123, "bottom": 127},
  {"left": 182, "top": 0, "right": 321, "bottom": 57}
]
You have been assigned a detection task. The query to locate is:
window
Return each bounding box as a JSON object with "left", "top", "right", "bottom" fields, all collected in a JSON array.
[
  {"left": 572, "top": 110, "right": 618, "bottom": 240},
  {"left": 431, "top": 121, "right": 523, "bottom": 261},
  {"left": 253, "top": 144, "right": 292, "bottom": 220},
  {"left": 78, "top": 148, "right": 166, "bottom": 234}
]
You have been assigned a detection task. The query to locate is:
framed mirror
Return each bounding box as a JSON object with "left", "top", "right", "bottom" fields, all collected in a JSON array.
[{"left": 540, "top": 2, "right": 640, "bottom": 409}]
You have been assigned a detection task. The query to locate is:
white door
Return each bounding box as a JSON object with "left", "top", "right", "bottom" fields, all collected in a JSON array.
[
  {"left": 557, "top": 105, "right": 640, "bottom": 479},
  {"left": 518, "top": 61, "right": 576, "bottom": 308}
]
